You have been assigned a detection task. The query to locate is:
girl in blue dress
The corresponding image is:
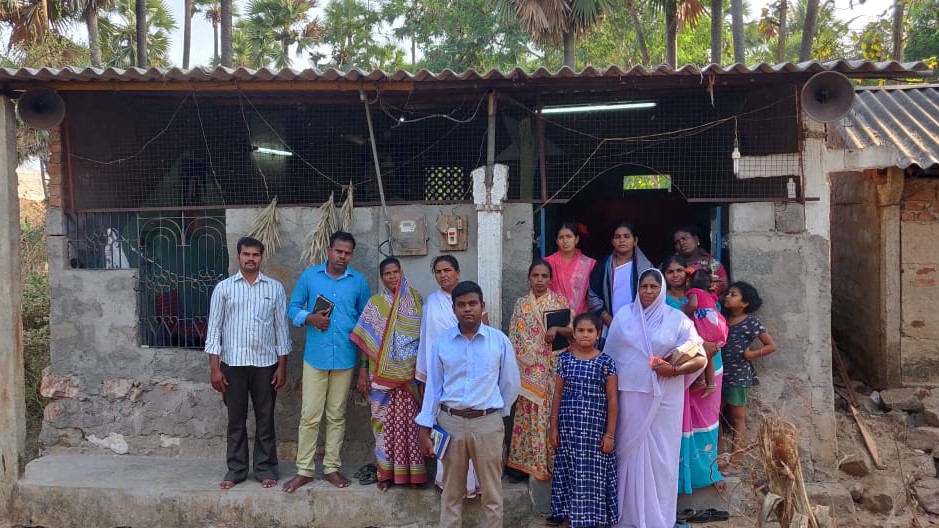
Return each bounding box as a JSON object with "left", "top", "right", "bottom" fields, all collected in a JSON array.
[{"left": 550, "top": 313, "right": 619, "bottom": 527}]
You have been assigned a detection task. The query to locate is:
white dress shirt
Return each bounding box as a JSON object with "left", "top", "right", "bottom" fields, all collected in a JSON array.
[
  {"left": 205, "top": 271, "right": 292, "bottom": 367},
  {"left": 415, "top": 324, "right": 521, "bottom": 427}
]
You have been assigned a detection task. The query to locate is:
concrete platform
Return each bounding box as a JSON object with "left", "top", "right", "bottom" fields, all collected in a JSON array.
[
  {"left": 677, "top": 476, "right": 746, "bottom": 517},
  {"left": 11, "top": 455, "right": 533, "bottom": 528}
]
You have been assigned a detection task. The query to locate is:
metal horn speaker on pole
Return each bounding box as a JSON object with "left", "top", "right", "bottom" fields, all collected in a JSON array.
[
  {"left": 801, "top": 71, "right": 855, "bottom": 123},
  {"left": 16, "top": 88, "right": 66, "bottom": 129}
]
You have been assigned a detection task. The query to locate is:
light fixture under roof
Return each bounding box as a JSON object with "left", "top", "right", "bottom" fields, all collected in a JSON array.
[
  {"left": 253, "top": 146, "right": 293, "bottom": 157},
  {"left": 540, "top": 101, "right": 656, "bottom": 115}
]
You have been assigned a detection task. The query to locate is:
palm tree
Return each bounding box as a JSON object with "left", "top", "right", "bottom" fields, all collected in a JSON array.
[
  {"left": 99, "top": 0, "right": 176, "bottom": 68},
  {"left": 709, "top": 0, "right": 721, "bottom": 63},
  {"left": 659, "top": 0, "right": 705, "bottom": 67},
  {"left": 506, "top": 0, "right": 613, "bottom": 69},
  {"left": 624, "top": 0, "right": 650, "bottom": 64},
  {"left": 775, "top": 0, "right": 788, "bottom": 62},
  {"left": 193, "top": 0, "right": 230, "bottom": 64},
  {"left": 891, "top": 0, "right": 905, "bottom": 60},
  {"left": 220, "top": 0, "right": 232, "bottom": 66},
  {"left": 68, "top": 0, "right": 114, "bottom": 67},
  {"left": 135, "top": 0, "right": 147, "bottom": 66},
  {"left": 182, "top": 0, "right": 192, "bottom": 67},
  {"left": 0, "top": 0, "right": 75, "bottom": 49},
  {"left": 730, "top": 0, "right": 744, "bottom": 62},
  {"left": 231, "top": 18, "right": 278, "bottom": 67},
  {"left": 245, "top": 0, "right": 324, "bottom": 68},
  {"left": 798, "top": 0, "right": 818, "bottom": 61}
]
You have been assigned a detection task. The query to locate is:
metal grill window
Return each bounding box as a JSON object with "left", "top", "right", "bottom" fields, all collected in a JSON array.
[{"left": 66, "top": 211, "right": 229, "bottom": 349}]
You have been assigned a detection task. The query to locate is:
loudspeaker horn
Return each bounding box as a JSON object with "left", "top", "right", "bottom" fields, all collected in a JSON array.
[
  {"left": 17, "top": 88, "right": 66, "bottom": 129},
  {"left": 801, "top": 71, "right": 855, "bottom": 123}
]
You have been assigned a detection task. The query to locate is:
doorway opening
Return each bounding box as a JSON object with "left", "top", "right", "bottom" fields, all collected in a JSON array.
[{"left": 536, "top": 165, "right": 728, "bottom": 270}]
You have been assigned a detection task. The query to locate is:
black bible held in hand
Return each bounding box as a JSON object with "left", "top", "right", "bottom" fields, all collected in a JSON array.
[
  {"left": 543, "top": 309, "right": 571, "bottom": 351},
  {"left": 313, "top": 294, "right": 335, "bottom": 317}
]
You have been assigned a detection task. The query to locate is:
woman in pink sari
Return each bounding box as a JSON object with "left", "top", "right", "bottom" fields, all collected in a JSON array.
[
  {"left": 545, "top": 222, "right": 596, "bottom": 315},
  {"left": 605, "top": 268, "right": 706, "bottom": 528}
]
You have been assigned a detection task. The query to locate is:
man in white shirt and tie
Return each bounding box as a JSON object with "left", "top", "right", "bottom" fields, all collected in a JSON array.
[
  {"left": 416, "top": 281, "right": 521, "bottom": 528},
  {"left": 205, "top": 236, "right": 292, "bottom": 490}
]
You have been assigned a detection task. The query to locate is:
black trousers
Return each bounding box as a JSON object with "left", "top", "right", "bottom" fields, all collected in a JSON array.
[{"left": 221, "top": 362, "right": 279, "bottom": 482}]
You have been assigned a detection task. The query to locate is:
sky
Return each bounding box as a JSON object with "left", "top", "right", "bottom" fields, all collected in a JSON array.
[{"left": 157, "top": 0, "right": 902, "bottom": 69}]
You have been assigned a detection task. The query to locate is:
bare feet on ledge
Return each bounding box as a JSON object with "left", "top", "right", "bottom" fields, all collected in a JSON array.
[
  {"left": 282, "top": 475, "right": 314, "bottom": 493},
  {"left": 219, "top": 480, "right": 239, "bottom": 490},
  {"left": 324, "top": 471, "right": 351, "bottom": 488},
  {"left": 260, "top": 478, "right": 278, "bottom": 489}
]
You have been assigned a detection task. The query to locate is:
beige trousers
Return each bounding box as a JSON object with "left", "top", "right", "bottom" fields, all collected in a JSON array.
[
  {"left": 295, "top": 363, "right": 353, "bottom": 476},
  {"left": 437, "top": 411, "right": 505, "bottom": 528}
]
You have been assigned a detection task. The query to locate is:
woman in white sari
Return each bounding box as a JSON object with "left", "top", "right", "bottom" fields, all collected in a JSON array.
[
  {"left": 605, "top": 268, "right": 706, "bottom": 528},
  {"left": 416, "top": 255, "right": 479, "bottom": 498}
]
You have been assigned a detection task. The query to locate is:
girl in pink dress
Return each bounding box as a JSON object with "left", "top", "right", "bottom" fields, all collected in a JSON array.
[{"left": 683, "top": 270, "right": 728, "bottom": 398}]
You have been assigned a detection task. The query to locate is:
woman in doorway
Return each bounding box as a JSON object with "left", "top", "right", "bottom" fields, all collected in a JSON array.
[
  {"left": 507, "top": 260, "right": 573, "bottom": 484},
  {"left": 589, "top": 222, "right": 652, "bottom": 333},
  {"left": 352, "top": 257, "right": 426, "bottom": 491},
  {"left": 660, "top": 256, "right": 727, "bottom": 496},
  {"left": 416, "top": 255, "right": 480, "bottom": 498},
  {"left": 605, "top": 269, "right": 706, "bottom": 528},
  {"left": 672, "top": 225, "right": 728, "bottom": 295},
  {"left": 545, "top": 222, "right": 597, "bottom": 315}
]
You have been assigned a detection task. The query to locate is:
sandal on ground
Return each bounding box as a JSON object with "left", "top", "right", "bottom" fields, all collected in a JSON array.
[
  {"left": 355, "top": 464, "right": 378, "bottom": 485},
  {"left": 689, "top": 508, "right": 729, "bottom": 523},
  {"left": 676, "top": 509, "right": 698, "bottom": 522}
]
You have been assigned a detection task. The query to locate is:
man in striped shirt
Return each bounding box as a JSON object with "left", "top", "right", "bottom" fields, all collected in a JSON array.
[{"left": 205, "top": 236, "right": 292, "bottom": 490}]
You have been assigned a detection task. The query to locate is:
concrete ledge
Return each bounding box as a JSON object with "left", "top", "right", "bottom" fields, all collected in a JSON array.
[
  {"left": 12, "top": 455, "right": 532, "bottom": 527},
  {"left": 677, "top": 477, "right": 745, "bottom": 516}
]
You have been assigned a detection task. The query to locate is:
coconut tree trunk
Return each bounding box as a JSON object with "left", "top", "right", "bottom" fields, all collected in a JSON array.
[
  {"left": 775, "top": 0, "right": 788, "bottom": 63},
  {"left": 665, "top": 0, "right": 678, "bottom": 67},
  {"left": 135, "top": 0, "right": 147, "bottom": 67},
  {"left": 212, "top": 21, "right": 219, "bottom": 62},
  {"left": 891, "top": 0, "right": 904, "bottom": 60},
  {"left": 183, "top": 0, "right": 192, "bottom": 67},
  {"left": 710, "top": 0, "right": 722, "bottom": 64},
  {"left": 220, "top": 0, "right": 233, "bottom": 67},
  {"left": 626, "top": 0, "right": 650, "bottom": 64},
  {"left": 731, "top": 0, "right": 744, "bottom": 63},
  {"left": 799, "top": 0, "right": 819, "bottom": 61},
  {"left": 86, "top": 6, "right": 102, "bottom": 68},
  {"left": 563, "top": 31, "right": 575, "bottom": 69}
]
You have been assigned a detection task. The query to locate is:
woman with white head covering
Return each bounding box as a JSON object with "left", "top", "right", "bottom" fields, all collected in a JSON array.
[{"left": 605, "top": 268, "right": 707, "bottom": 528}]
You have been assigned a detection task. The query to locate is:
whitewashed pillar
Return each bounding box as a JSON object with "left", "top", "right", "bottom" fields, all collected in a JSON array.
[{"left": 472, "top": 164, "right": 508, "bottom": 329}]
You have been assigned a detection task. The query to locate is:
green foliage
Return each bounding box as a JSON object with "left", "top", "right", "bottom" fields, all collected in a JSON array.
[
  {"left": 749, "top": 0, "right": 851, "bottom": 62},
  {"left": 852, "top": 18, "right": 891, "bottom": 61},
  {"left": 21, "top": 216, "right": 49, "bottom": 464},
  {"left": 315, "top": 0, "right": 404, "bottom": 70},
  {"left": 99, "top": 0, "right": 178, "bottom": 67},
  {"left": 904, "top": 0, "right": 939, "bottom": 62},
  {"left": 245, "top": 0, "right": 324, "bottom": 68}
]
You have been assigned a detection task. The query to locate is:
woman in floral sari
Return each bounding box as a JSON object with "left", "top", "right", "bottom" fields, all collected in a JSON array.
[
  {"left": 545, "top": 222, "right": 597, "bottom": 315},
  {"left": 353, "top": 257, "right": 426, "bottom": 491},
  {"left": 508, "top": 260, "right": 573, "bottom": 483}
]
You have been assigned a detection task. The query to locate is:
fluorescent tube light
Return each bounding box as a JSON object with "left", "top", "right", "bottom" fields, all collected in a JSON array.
[
  {"left": 253, "top": 146, "right": 293, "bottom": 157},
  {"left": 541, "top": 101, "right": 656, "bottom": 115}
]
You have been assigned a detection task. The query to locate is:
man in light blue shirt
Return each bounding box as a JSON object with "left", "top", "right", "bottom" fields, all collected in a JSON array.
[
  {"left": 416, "top": 281, "right": 520, "bottom": 528},
  {"left": 282, "top": 231, "right": 371, "bottom": 492}
]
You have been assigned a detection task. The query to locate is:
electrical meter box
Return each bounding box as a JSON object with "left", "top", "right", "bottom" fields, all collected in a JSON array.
[
  {"left": 436, "top": 214, "right": 468, "bottom": 252},
  {"left": 390, "top": 212, "right": 428, "bottom": 255}
]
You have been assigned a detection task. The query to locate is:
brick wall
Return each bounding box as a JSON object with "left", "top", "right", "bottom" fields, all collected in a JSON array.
[
  {"left": 46, "top": 127, "right": 63, "bottom": 208},
  {"left": 900, "top": 177, "right": 939, "bottom": 383}
]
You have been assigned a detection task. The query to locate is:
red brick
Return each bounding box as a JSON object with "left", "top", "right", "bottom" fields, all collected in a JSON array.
[
  {"left": 905, "top": 190, "right": 936, "bottom": 202},
  {"left": 918, "top": 211, "right": 939, "bottom": 222},
  {"left": 903, "top": 200, "right": 929, "bottom": 211},
  {"left": 47, "top": 163, "right": 60, "bottom": 177},
  {"left": 916, "top": 267, "right": 937, "bottom": 275},
  {"left": 48, "top": 141, "right": 61, "bottom": 154},
  {"left": 902, "top": 212, "right": 919, "bottom": 222}
]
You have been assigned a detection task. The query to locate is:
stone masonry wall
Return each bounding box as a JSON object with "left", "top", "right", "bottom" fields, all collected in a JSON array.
[
  {"left": 900, "top": 177, "right": 939, "bottom": 385},
  {"left": 41, "top": 201, "right": 532, "bottom": 460},
  {"left": 830, "top": 170, "right": 900, "bottom": 388}
]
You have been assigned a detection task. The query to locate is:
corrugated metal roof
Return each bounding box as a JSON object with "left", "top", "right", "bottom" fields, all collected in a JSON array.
[
  {"left": 0, "top": 60, "right": 930, "bottom": 87},
  {"left": 839, "top": 84, "right": 939, "bottom": 169}
]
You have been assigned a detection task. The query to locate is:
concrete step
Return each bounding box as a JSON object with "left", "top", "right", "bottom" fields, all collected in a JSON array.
[{"left": 11, "top": 455, "right": 533, "bottom": 528}]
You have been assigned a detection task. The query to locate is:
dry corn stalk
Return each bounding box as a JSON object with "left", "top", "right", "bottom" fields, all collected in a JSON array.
[
  {"left": 758, "top": 416, "right": 827, "bottom": 528},
  {"left": 301, "top": 193, "right": 337, "bottom": 265},
  {"left": 247, "top": 197, "right": 281, "bottom": 257}
]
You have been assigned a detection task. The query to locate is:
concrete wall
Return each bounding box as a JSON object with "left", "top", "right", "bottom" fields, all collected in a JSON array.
[
  {"left": 830, "top": 169, "right": 902, "bottom": 388},
  {"left": 40, "top": 202, "right": 532, "bottom": 461},
  {"left": 900, "top": 178, "right": 939, "bottom": 385}
]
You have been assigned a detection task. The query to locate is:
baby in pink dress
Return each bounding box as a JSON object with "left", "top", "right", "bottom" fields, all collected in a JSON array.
[{"left": 683, "top": 270, "right": 729, "bottom": 397}]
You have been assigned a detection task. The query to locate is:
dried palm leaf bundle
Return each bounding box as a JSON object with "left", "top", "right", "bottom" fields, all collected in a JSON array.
[
  {"left": 338, "top": 183, "right": 355, "bottom": 231},
  {"left": 301, "top": 193, "right": 337, "bottom": 265},
  {"left": 247, "top": 197, "right": 281, "bottom": 257}
]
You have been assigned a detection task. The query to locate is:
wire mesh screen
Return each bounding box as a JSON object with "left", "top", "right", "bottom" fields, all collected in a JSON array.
[
  {"left": 63, "top": 92, "right": 497, "bottom": 210},
  {"left": 66, "top": 211, "right": 229, "bottom": 348}
]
